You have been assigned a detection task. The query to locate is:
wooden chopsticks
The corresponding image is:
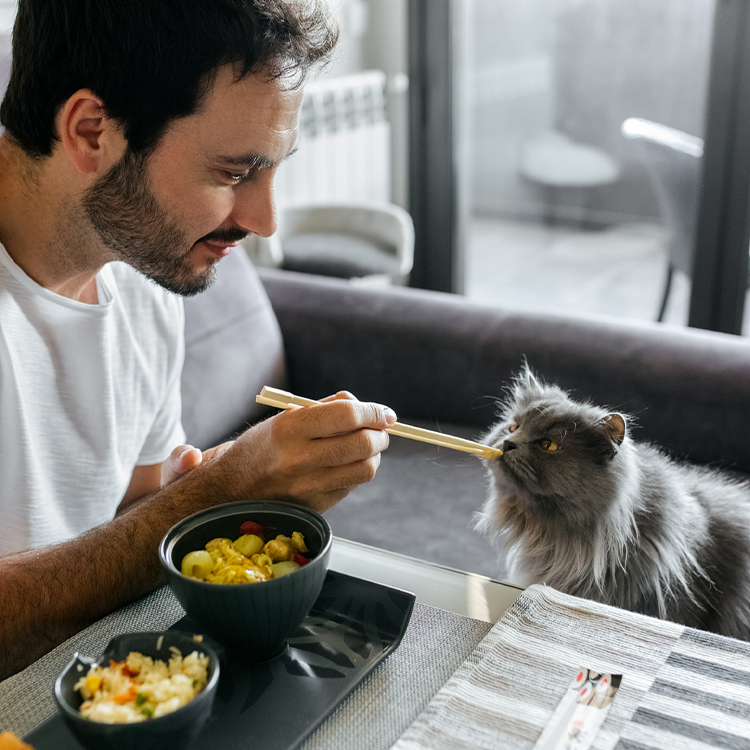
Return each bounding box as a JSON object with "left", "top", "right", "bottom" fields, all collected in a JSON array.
[{"left": 256, "top": 386, "right": 503, "bottom": 459}]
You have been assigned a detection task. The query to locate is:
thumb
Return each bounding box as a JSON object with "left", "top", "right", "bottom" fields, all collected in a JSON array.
[{"left": 161, "top": 444, "right": 203, "bottom": 487}]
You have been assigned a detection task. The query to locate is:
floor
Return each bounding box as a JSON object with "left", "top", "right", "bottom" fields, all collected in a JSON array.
[{"left": 463, "top": 217, "right": 750, "bottom": 335}]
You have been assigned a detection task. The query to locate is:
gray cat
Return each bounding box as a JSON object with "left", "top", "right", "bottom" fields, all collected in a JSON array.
[{"left": 476, "top": 367, "right": 750, "bottom": 638}]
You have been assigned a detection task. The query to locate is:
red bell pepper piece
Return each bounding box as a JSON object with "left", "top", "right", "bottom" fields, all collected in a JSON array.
[
  {"left": 239, "top": 521, "right": 266, "bottom": 538},
  {"left": 293, "top": 551, "right": 310, "bottom": 567}
]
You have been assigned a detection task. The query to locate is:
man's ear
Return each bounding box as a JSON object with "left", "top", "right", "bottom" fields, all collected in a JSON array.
[{"left": 56, "top": 89, "right": 126, "bottom": 175}]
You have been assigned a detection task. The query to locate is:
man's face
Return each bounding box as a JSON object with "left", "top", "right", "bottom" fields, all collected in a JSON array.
[{"left": 83, "top": 65, "right": 302, "bottom": 296}]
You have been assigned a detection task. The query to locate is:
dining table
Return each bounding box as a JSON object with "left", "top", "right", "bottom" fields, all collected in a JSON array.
[{"left": 3, "top": 537, "right": 750, "bottom": 750}]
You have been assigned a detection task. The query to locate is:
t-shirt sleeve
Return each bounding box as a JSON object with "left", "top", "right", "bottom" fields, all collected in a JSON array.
[{"left": 136, "top": 300, "right": 187, "bottom": 466}]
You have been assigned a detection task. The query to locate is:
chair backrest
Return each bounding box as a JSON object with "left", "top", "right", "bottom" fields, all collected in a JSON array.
[
  {"left": 621, "top": 118, "right": 703, "bottom": 276},
  {"left": 241, "top": 200, "right": 415, "bottom": 283},
  {"left": 280, "top": 201, "right": 414, "bottom": 278}
]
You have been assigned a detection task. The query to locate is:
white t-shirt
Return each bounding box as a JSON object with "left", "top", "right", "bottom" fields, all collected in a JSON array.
[{"left": 0, "top": 243, "right": 186, "bottom": 554}]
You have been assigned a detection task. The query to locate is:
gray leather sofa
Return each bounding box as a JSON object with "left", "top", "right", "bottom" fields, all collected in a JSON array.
[{"left": 182, "top": 249, "right": 750, "bottom": 580}]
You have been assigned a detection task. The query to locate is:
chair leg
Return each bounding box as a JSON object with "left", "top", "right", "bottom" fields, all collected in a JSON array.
[{"left": 657, "top": 264, "right": 674, "bottom": 322}]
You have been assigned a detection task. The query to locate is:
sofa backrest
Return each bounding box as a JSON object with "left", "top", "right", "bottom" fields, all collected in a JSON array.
[
  {"left": 181, "top": 250, "right": 286, "bottom": 449},
  {"left": 258, "top": 269, "right": 750, "bottom": 475}
]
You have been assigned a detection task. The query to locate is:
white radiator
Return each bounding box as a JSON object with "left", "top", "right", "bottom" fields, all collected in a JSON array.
[{"left": 274, "top": 70, "right": 391, "bottom": 207}]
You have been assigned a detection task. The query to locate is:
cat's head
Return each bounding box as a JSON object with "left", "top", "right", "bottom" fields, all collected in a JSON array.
[{"left": 483, "top": 367, "right": 629, "bottom": 523}]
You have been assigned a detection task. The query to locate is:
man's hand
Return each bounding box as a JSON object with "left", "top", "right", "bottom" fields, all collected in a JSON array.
[
  {"left": 211, "top": 391, "right": 396, "bottom": 513},
  {"left": 146, "top": 392, "right": 395, "bottom": 514}
]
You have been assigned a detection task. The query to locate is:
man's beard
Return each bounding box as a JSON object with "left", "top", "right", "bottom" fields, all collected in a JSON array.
[{"left": 82, "top": 148, "right": 242, "bottom": 297}]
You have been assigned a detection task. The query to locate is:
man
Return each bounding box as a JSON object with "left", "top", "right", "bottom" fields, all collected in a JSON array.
[{"left": 0, "top": 0, "right": 395, "bottom": 680}]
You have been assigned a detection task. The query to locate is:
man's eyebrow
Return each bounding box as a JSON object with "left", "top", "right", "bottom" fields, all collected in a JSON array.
[
  {"left": 217, "top": 153, "right": 274, "bottom": 169},
  {"left": 217, "top": 146, "right": 299, "bottom": 169}
]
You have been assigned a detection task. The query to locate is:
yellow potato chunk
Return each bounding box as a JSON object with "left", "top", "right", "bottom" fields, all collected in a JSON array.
[
  {"left": 233, "top": 534, "right": 264, "bottom": 557},
  {"left": 181, "top": 550, "right": 213, "bottom": 579},
  {"left": 271, "top": 561, "right": 301, "bottom": 578}
]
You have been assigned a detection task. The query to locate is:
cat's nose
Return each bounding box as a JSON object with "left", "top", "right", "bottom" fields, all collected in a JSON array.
[{"left": 502, "top": 440, "right": 517, "bottom": 452}]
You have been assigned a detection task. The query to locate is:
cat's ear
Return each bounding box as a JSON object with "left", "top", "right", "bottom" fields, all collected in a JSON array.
[{"left": 602, "top": 413, "right": 627, "bottom": 447}]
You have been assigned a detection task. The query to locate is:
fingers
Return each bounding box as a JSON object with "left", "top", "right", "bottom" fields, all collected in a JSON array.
[
  {"left": 288, "top": 395, "right": 397, "bottom": 437},
  {"left": 211, "top": 393, "right": 395, "bottom": 515},
  {"left": 314, "top": 427, "right": 390, "bottom": 468},
  {"left": 277, "top": 453, "right": 383, "bottom": 513},
  {"left": 303, "top": 455, "right": 383, "bottom": 512},
  {"left": 319, "top": 390, "right": 357, "bottom": 403},
  {"left": 161, "top": 445, "right": 202, "bottom": 487}
]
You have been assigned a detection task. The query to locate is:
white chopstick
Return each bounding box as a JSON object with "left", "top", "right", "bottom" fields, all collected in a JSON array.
[{"left": 256, "top": 386, "right": 503, "bottom": 459}]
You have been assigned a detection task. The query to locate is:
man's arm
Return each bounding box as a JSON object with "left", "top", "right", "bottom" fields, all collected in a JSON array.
[
  {"left": 116, "top": 441, "right": 233, "bottom": 514},
  {"left": 0, "top": 396, "right": 395, "bottom": 680}
]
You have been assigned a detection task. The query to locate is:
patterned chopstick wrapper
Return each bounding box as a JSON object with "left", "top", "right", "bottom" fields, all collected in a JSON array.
[{"left": 534, "top": 668, "right": 622, "bottom": 750}]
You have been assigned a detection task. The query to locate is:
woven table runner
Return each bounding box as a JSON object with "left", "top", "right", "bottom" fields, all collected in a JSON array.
[{"left": 392, "top": 584, "right": 750, "bottom": 750}]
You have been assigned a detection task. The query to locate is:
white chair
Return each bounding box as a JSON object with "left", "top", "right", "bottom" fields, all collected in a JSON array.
[
  {"left": 243, "top": 200, "right": 415, "bottom": 286},
  {"left": 619, "top": 117, "right": 749, "bottom": 322}
]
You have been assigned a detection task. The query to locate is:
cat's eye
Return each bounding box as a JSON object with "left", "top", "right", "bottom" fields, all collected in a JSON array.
[
  {"left": 508, "top": 422, "right": 518, "bottom": 433},
  {"left": 540, "top": 438, "right": 559, "bottom": 451}
]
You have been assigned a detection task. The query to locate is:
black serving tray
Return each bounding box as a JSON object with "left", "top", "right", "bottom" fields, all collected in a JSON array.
[{"left": 26, "top": 571, "right": 416, "bottom": 750}]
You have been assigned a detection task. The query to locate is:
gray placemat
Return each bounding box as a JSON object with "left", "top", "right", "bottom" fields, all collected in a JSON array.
[
  {"left": 0, "top": 586, "right": 491, "bottom": 750},
  {"left": 302, "top": 604, "right": 492, "bottom": 750}
]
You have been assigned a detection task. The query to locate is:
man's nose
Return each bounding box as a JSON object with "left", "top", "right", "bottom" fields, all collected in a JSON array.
[
  {"left": 234, "top": 174, "right": 278, "bottom": 238},
  {"left": 502, "top": 440, "right": 517, "bottom": 452}
]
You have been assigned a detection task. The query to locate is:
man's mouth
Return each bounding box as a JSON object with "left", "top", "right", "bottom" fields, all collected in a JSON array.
[
  {"left": 199, "top": 239, "right": 238, "bottom": 258},
  {"left": 196, "top": 228, "right": 249, "bottom": 258}
]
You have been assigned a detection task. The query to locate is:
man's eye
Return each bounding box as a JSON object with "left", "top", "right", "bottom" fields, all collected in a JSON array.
[
  {"left": 540, "top": 439, "right": 559, "bottom": 451},
  {"left": 224, "top": 171, "right": 250, "bottom": 183},
  {"left": 508, "top": 422, "right": 518, "bottom": 433}
]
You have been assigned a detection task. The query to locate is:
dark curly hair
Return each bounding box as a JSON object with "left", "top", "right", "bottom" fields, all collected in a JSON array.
[{"left": 0, "top": 0, "right": 338, "bottom": 157}]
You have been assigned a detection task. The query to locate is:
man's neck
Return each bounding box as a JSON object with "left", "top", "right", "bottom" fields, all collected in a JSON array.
[{"left": 0, "top": 135, "right": 104, "bottom": 303}]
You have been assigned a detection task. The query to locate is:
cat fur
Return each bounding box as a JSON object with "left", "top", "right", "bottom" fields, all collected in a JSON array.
[{"left": 476, "top": 368, "right": 750, "bottom": 638}]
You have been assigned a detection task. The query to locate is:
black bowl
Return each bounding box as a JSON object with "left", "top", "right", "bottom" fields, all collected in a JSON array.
[
  {"left": 159, "top": 501, "right": 332, "bottom": 661},
  {"left": 54, "top": 631, "right": 220, "bottom": 750}
]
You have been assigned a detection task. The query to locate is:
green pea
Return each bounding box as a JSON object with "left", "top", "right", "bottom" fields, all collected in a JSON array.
[
  {"left": 233, "top": 534, "right": 264, "bottom": 557},
  {"left": 181, "top": 550, "right": 213, "bottom": 579}
]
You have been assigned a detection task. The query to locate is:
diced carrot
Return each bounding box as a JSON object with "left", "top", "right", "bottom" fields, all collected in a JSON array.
[{"left": 111, "top": 691, "right": 138, "bottom": 705}]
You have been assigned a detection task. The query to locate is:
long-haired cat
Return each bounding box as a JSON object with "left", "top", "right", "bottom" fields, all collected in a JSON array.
[{"left": 476, "top": 367, "right": 750, "bottom": 638}]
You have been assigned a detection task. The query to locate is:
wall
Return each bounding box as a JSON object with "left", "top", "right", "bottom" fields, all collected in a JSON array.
[{"left": 319, "top": 0, "right": 409, "bottom": 210}]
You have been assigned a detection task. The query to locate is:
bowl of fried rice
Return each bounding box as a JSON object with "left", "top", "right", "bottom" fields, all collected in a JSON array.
[
  {"left": 55, "top": 631, "right": 220, "bottom": 750},
  {"left": 159, "top": 501, "right": 332, "bottom": 661}
]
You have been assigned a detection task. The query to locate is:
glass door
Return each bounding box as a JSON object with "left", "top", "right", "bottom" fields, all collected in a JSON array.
[{"left": 458, "top": 0, "right": 731, "bottom": 328}]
